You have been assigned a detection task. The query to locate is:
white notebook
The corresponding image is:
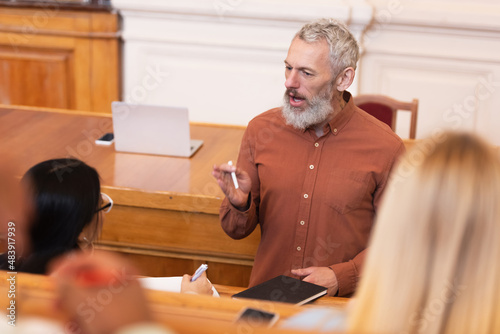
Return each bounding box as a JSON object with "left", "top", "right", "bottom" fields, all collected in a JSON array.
[{"left": 138, "top": 276, "right": 219, "bottom": 297}]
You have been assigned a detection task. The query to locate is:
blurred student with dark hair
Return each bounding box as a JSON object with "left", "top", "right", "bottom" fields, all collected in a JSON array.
[
  {"left": 0, "top": 158, "right": 214, "bottom": 297},
  {"left": 348, "top": 132, "right": 500, "bottom": 334},
  {"left": 0, "top": 158, "right": 104, "bottom": 274},
  {"left": 0, "top": 158, "right": 211, "bottom": 333}
]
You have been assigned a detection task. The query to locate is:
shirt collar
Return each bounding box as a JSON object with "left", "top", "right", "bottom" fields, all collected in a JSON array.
[{"left": 326, "top": 91, "right": 356, "bottom": 136}]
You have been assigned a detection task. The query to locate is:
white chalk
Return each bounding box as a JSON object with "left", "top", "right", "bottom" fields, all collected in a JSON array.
[{"left": 227, "top": 161, "right": 239, "bottom": 189}]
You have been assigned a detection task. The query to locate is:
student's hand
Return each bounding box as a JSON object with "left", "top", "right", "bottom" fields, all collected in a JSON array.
[
  {"left": 292, "top": 266, "right": 339, "bottom": 295},
  {"left": 181, "top": 271, "right": 214, "bottom": 296},
  {"left": 212, "top": 162, "right": 252, "bottom": 210},
  {"left": 50, "top": 251, "right": 155, "bottom": 334}
]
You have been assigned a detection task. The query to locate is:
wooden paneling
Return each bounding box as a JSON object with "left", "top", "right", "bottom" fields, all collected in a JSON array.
[
  {"left": 0, "top": 7, "right": 119, "bottom": 113},
  {"left": 100, "top": 206, "right": 259, "bottom": 260},
  {"left": 0, "top": 46, "right": 74, "bottom": 108},
  {"left": 96, "top": 203, "right": 259, "bottom": 286},
  {"left": 110, "top": 252, "right": 253, "bottom": 287}
]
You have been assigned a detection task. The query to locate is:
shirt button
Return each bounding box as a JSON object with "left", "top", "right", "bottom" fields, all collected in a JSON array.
[
  {"left": 314, "top": 143, "right": 319, "bottom": 147},
  {"left": 333, "top": 128, "right": 338, "bottom": 133},
  {"left": 297, "top": 246, "right": 301, "bottom": 251},
  {"left": 309, "top": 165, "right": 314, "bottom": 169},
  {"left": 303, "top": 194, "right": 308, "bottom": 199},
  {"left": 300, "top": 221, "right": 305, "bottom": 226}
]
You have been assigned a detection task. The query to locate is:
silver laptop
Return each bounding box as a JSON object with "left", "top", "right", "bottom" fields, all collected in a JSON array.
[{"left": 111, "top": 102, "right": 203, "bottom": 158}]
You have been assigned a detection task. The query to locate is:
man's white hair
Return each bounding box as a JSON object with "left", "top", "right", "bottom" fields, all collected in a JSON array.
[{"left": 295, "top": 18, "right": 359, "bottom": 75}]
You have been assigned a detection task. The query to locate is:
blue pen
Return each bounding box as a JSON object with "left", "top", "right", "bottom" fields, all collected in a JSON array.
[{"left": 191, "top": 264, "right": 208, "bottom": 282}]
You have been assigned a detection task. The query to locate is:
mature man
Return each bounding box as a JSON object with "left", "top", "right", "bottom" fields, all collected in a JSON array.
[{"left": 212, "top": 18, "right": 405, "bottom": 297}]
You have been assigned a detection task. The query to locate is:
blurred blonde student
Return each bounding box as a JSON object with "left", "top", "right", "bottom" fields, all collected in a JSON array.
[{"left": 348, "top": 132, "right": 500, "bottom": 334}]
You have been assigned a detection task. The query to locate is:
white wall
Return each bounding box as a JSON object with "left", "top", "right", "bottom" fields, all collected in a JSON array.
[
  {"left": 113, "top": 0, "right": 500, "bottom": 144},
  {"left": 112, "top": 0, "right": 371, "bottom": 124},
  {"left": 360, "top": 0, "right": 500, "bottom": 142}
]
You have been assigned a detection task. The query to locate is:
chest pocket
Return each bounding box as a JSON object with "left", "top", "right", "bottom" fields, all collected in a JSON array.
[{"left": 324, "top": 169, "right": 371, "bottom": 214}]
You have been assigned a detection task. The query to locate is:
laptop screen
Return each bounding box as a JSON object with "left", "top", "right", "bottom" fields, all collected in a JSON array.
[{"left": 111, "top": 102, "right": 202, "bottom": 158}]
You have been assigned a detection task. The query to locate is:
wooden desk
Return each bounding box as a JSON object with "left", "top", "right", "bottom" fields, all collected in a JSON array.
[
  {"left": 0, "top": 271, "right": 348, "bottom": 333},
  {"left": 0, "top": 105, "right": 258, "bottom": 287}
]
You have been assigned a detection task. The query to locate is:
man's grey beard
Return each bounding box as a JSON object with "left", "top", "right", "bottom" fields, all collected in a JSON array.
[{"left": 281, "top": 89, "right": 334, "bottom": 131}]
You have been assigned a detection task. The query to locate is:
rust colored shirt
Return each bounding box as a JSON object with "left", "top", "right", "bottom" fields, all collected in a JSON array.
[{"left": 220, "top": 92, "right": 405, "bottom": 296}]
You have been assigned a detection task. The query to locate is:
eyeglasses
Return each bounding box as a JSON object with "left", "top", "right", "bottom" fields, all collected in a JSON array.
[{"left": 96, "top": 192, "right": 113, "bottom": 213}]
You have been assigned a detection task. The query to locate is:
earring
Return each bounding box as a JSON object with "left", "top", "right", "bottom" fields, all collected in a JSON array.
[{"left": 81, "top": 237, "right": 95, "bottom": 254}]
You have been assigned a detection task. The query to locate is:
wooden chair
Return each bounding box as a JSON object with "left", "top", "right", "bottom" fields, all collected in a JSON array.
[{"left": 354, "top": 94, "right": 419, "bottom": 139}]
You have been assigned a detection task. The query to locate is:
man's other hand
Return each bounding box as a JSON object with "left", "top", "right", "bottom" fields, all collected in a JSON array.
[{"left": 291, "top": 266, "right": 339, "bottom": 295}]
